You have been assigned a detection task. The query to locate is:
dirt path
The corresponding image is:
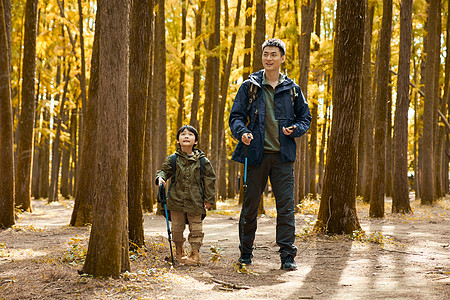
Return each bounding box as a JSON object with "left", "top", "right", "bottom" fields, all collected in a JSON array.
[{"left": 1, "top": 197, "right": 449, "bottom": 299}]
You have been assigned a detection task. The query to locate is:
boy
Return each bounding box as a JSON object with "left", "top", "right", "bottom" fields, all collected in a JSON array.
[{"left": 155, "top": 125, "right": 216, "bottom": 265}]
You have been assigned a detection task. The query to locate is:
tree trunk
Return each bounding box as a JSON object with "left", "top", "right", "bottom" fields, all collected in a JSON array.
[
  {"left": 60, "top": 108, "right": 71, "bottom": 199},
  {"left": 252, "top": 0, "right": 265, "bottom": 72},
  {"left": 153, "top": 0, "right": 167, "bottom": 177},
  {"left": 385, "top": 74, "right": 393, "bottom": 197},
  {"left": 370, "top": 0, "right": 392, "bottom": 218},
  {"left": 243, "top": 0, "right": 253, "bottom": 79},
  {"left": 49, "top": 64, "right": 71, "bottom": 203},
  {"left": 0, "top": 0, "right": 15, "bottom": 228},
  {"left": 392, "top": 0, "right": 413, "bottom": 214},
  {"left": 362, "top": 3, "right": 375, "bottom": 204},
  {"left": 316, "top": 0, "right": 364, "bottom": 234},
  {"left": 15, "top": 0, "right": 38, "bottom": 212},
  {"left": 190, "top": 0, "right": 204, "bottom": 130},
  {"left": 82, "top": 0, "right": 130, "bottom": 277},
  {"left": 70, "top": 8, "right": 100, "bottom": 227},
  {"left": 218, "top": 0, "right": 241, "bottom": 201},
  {"left": 40, "top": 104, "right": 50, "bottom": 199},
  {"left": 77, "top": 0, "right": 87, "bottom": 161},
  {"left": 142, "top": 0, "right": 155, "bottom": 211},
  {"left": 142, "top": 0, "right": 155, "bottom": 212},
  {"left": 421, "top": 0, "right": 439, "bottom": 205},
  {"left": 128, "top": 0, "right": 152, "bottom": 249},
  {"left": 177, "top": 0, "right": 187, "bottom": 130}
]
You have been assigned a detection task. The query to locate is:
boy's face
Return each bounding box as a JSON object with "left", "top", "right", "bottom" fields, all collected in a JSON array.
[
  {"left": 262, "top": 46, "right": 285, "bottom": 72},
  {"left": 177, "top": 129, "right": 197, "bottom": 149}
]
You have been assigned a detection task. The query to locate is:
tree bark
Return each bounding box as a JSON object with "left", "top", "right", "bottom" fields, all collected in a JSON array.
[
  {"left": 252, "top": 0, "right": 265, "bottom": 72},
  {"left": 421, "top": 0, "right": 439, "bottom": 205},
  {"left": 128, "top": 0, "right": 152, "bottom": 249},
  {"left": 243, "top": 0, "right": 253, "bottom": 79},
  {"left": 142, "top": 0, "right": 155, "bottom": 212},
  {"left": 370, "top": 0, "right": 392, "bottom": 218},
  {"left": 190, "top": 0, "right": 205, "bottom": 130},
  {"left": 82, "top": 0, "right": 130, "bottom": 277},
  {"left": 177, "top": 0, "right": 187, "bottom": 130},
  {"left": 392, "top": 0, "right": 412, "bottom": 214},
  {"left": 49, "top": 64, "right": 71, "bottom": 203},
  {"left": 15, "top": 0, "right": 38, "bottom": 212},
  {"left": 316, "top": 0, "right": 364, "bottom": 234},
  {"left": 70, "top": 8, "right": 100, "bottom": 227},
  {"left": 153, "top": 0, "right": 167, "bottom": 180},
  {"left": 362, "top": 3, "right": 375, "bottom": 204},
  {"left": 0, "top": 0, "right": 15, "bottom": 228}
]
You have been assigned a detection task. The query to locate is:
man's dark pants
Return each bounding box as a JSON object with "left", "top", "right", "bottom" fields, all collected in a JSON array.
[{"left": 239, "top": 152, "right": 297, "bottom": 259}]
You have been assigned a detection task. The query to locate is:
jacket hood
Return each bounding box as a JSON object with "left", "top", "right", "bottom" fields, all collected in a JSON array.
[
  {"left": 175, "top": 148, "right": 205, "bottom": 160},
  {"left": 248, "top": 70, "right": 295, "bottom": 89}
]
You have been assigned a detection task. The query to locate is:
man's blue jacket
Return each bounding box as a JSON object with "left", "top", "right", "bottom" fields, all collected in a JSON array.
[{"left": 229, "top": 70, "right": 312, "bottom": 166}]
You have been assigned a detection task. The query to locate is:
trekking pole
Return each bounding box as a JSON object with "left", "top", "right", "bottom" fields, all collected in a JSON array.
[
  {"left": 158, "top": 183, "right": 174, "bottom": 265},
  {"left": 243, "top": 146, "right": 248, "bottom": 189}
]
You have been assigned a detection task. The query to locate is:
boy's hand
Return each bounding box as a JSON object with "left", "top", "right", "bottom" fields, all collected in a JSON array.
[
  {"left": 204, "top": 202, "right": 212, "bottom": 210},
  {"left": 158, "top": 178, "right": 166, "bottom": 187}
]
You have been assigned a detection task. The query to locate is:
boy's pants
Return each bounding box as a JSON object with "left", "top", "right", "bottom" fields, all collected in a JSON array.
[
  {"left": 171, "top": 211, "right": 204, "bottom": 250},
  {"left": 239, "top": 152, "right": 298, "bottom": 259}
]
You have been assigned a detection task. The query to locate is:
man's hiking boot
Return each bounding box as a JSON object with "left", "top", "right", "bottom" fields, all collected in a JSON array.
[
  {"left": 183, "top": 249, "right": 200, "bottom": 266},
  {"left": 281, "top": 255, "right": 297, "bottom": 271},
  {"left": 238, "top": 253, "right": 252, "bottom": 265}
]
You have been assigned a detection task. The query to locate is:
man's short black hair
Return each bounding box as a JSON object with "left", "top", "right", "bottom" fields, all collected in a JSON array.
[{"left": 262, "top": 38, "right": 286, "bottom": 56}]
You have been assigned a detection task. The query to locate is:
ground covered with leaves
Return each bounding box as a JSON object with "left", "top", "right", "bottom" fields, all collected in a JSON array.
[{"left": 1, "top": 195, "right": 449, "bottom": 299}]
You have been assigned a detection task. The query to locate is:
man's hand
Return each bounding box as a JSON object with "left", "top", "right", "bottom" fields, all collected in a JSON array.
[
  {"left": 241, "top": 132, "right": 253, "bottom": 145},
  {"left": 282, "top": 125, "right": 296, "bottom": 136},
  {"left": 158, "top": 178, "right": 166, "bottom": 187}
]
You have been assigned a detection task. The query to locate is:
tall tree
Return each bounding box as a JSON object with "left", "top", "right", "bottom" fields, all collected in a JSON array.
[
  {"left": 316, "top": 0, "right": 364, "bottom": 234},
  {"left": 361, "top": 1, "right": 375, "bottom": 201},
  {"left": 153, "top": 0, "right": 167, "bottom": 184},
  {"left": 252, "top": 0, "right": 265, "bottom": 72},
  {"left": 296, "top": 0, "right": 316, "bottom": 203},
  {"left": 421, "top": 0, "right": 439, "bottom": 205},
  {"left": 190, "top": 0, "right": 205, "bottom": 130},
  {"left": 392, "top": 0, "right": 412, "bottom": 214},
  {"left": 0, "top": 0, "right": 14, "bottom": 228},
  {"left": 142, "top": 0, "right": 155, "bottom": 212},
  {"left": 370, "top": 0, "right": 392, "bottom": 218},
  {"left": 177, "top": 0, "right": 187, "bottom": 130},
  {"left": 70, "top": 8, "right": 100, "bottom": 226},
  {"left": 14, "top": 0, "right": 38, "bottom": 212},
  {"left": 128, "top": 0, "right": 152, "bottom": 249},
  {"left": 243, "top": 0, "right": 253, "bottom": 79},
  {"left": 77, "top": 0, "right": 88, "bottom": 167},
  {"left": 82, "top": 0, "right": 130, "bottom": 277}
]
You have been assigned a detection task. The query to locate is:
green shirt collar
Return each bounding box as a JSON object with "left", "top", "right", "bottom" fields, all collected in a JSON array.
[{"left": 262, "top": 71, "right": 286, "bottom": 87}]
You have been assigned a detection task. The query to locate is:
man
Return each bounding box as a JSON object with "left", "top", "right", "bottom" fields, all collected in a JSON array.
[{"left": 229, "top": 38, "right": 311, "bottom": 271}]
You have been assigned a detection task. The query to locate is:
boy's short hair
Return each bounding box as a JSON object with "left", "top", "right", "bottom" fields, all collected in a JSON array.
[
  {"left": 176, "top": 125, "right": 199, "bottom": 147},
  {"left": 262, "top": 38, "right": 286, "bottom": 56}
]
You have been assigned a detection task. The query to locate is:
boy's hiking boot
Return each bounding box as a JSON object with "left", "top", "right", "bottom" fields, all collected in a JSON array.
[
  {"left": 280, "top": 255, "right": 297, "bottom": 271},
  {"left": 175, "top": 245, "right": 186, "bottom": 261},
  {"left": 183, "top": 249, "right": 200, "bottom": 266},
  {"left": 238, "top": 253, "right": 252, "bottom": 265}
]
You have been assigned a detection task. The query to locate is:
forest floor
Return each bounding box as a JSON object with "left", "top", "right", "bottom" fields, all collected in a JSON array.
[{"left": 0, "top": 194, "right": 449, "bottom": 300}]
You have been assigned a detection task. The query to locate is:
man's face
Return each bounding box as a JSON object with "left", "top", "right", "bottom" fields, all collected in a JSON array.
[{"left": 262, "top": 46, "right": 285, "bottom": 72}]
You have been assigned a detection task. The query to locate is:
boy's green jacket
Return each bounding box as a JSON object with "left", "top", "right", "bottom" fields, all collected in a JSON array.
[{"left": 155, "top": 148, "right": 216, "bottom": 215}]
